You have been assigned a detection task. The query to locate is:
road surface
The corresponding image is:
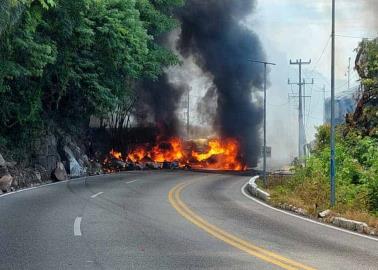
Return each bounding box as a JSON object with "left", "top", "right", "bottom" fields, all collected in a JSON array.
[{"left": 0, "top": 171, "right": 377, "bottom": 269}]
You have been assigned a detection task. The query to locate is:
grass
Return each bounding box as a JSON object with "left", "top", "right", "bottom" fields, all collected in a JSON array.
[{"left": 260, "top": 175, "right": 378, "bottom": 230}]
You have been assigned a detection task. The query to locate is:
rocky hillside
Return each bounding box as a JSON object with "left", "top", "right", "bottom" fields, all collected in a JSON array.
[{"left": 0, "top": 131, "right": 102, "bottom": 194}]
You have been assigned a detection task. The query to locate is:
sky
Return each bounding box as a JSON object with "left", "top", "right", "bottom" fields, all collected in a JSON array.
[
  {"left": 172, "top": 0, "right": 377, "bottom": 169},
  {"left": 245, "top": 0, "right": 377, "bottom": 168}
]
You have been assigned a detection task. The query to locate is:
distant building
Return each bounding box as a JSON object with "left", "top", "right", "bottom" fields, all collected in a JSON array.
[{"left": 324, "top": 86, "right": 358, "bottom": 124}]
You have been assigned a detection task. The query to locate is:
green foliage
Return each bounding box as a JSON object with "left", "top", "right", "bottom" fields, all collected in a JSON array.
[
  {"left": 0, "top": 0, "right": 182, "bottom": 154},
  {"left": 0, "top": 2, "right": 56, "bottom": 132},
  {"left": 360, "top": 40, "right": 378, "bottom": 87},
  {"left": 353, "top": 39, "right": 378, "bottom": 137},
  {"left": 271, "top": 124, "right": 378, "bottom": 214},
  {"left": 313, "top": 124, "right": 330, "bottom": 153},
  {"left": 273, "top": 40, "right": 378, "bottom": 216},
  {"left": 368, "top": 178, "right": 378, "bottom": 213}
]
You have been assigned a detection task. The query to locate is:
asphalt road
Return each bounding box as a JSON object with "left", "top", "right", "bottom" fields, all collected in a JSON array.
[{"left": 0, "top": 171, "right": 377, "bottom": 270}]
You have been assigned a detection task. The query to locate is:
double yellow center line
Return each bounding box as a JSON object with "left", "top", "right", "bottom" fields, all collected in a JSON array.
[{"left": 168, "top": 182, "right": 316, "bottom": 270}]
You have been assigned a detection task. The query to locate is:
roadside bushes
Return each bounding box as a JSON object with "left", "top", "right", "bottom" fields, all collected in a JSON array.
[{"left": 269, "top": 125, "right": 378, "bottom": 217}]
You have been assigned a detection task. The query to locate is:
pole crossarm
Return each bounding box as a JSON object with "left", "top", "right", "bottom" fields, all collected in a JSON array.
[
  {"left": 248, "top": 60, "right": 276, "bottom": 66},
  {"left": 288, "top": 78, "right": 314, "bottom": 86},
  {"left": 290, "top": 59, "right": 311, "bottom": 65}
]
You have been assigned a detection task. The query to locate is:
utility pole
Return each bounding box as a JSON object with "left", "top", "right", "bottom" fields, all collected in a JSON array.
[
  {"left": 330, "top": 0, "right": 336, "bottom": 207},
  {"left": 187, "top": 87, "right": 190, "bottom": 139},
  {"left": 302, "top": 79, "right": 314, "bottom": 131},
  {"left": 288, "top": 79, "right": 313, "bottom": 159},
  {"left": 288, "top": 59, "right": 312, "bottom": 160},
  {"left": 248, "top": 60, "right": 276, "bottom": 187}
]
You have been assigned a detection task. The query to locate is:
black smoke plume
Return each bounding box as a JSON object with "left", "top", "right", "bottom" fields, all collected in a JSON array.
[
  {"left": 135, "top": 74, "right": 185, "bottom": 138},
  {"left": 138, "top": 0, "right": 265, "bottom": 167},
  {"left": 177, "top": 0, "right": 265, "bottom": 166}
]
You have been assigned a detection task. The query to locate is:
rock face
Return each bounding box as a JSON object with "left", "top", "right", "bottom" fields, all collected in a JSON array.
[
  {"left": 34, "top": 134, "right": 61, "bottom": 176},
  {"left": 34, "top": 132, "right": 91, "bottom": 178},
  {"left": 9, "top": 166, "right": 47, "bottom": 189},
  {"left": 57, "top": 132, "right": 92, "bottom": 177},
  {"left": 0, "top": 153, "right": 5, "bottom": 167},
  {"left": 63, "top": 146, "right": 86, "bottom": 177},
  {"left": 52, "top": 162, "right": 68, "bottom": 181}
]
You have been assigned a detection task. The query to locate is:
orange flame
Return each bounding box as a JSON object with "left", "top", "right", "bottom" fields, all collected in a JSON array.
[
  {"left": 128, "top": 147, "right": 147, "bottom": 163},
  {"left": 107, "top": 137, "right": 246, "bottom": 171},
  {"left": 110, "top": 149, "right": 122, "bottom": 160},
  {"left": 151, "top": 137, "right": 184, "bottom": 163},
  {"left": 192, "top": 138, "right": 245, "bottom": 171}
]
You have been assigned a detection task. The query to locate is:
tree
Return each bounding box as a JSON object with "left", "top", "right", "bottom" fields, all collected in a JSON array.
[
  {"left": 0, "top": 0, "right": 184, "bottom": 158},
  {"left": 0, "top": 1, "right": 56, "bottom": 131},
  {"left": 349, "top": 38, "right": 378, "bottom": 137}
]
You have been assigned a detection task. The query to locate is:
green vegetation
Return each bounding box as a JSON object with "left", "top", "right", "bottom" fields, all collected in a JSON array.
[
  {"left": 267, "top": 39, "right": 378, "bottom": 229},
  {"left": 347, "top": 38, "right": 378, "bottom": 137},
  {"left": 0, "top": 0, "right": 183, "bottom": 160}
]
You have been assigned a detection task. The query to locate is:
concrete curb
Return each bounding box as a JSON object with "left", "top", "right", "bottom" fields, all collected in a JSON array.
[
  {"left": 332, "top": 217, "right": 369, "bottom": 234},
  {"left": 246, "top": 176, "right": 271, "bottom": 202},
  {"left": 245, "top": 176, "right": 377, "bottom": 237}
]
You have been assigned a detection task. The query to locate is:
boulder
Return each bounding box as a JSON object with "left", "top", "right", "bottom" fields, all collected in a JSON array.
[
  {"left": 52, "top": 162, "right": 68, "bottom": 181},
  {"left": 318, "top": 209, "right": 332, "bottom": 218},
  {"left": 0, "top": 174, "right": 13, "bottom": 192},
  {"left": 0, "top": 156, "right": 12, "bottom": 191}
]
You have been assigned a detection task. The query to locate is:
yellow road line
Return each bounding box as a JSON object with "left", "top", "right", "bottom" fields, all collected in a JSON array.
[{"left": 168, "top": 182, "right": 317, "bottom": 270}]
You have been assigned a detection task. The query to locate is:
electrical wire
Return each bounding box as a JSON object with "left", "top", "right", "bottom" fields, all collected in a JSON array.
[{"left": 335, "top": 34, "right": 376, "bottom": 40}]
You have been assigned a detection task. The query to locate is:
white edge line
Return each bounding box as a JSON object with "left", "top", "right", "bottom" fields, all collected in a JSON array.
[
  {"left": 90, "top": 192, "right": 104, "bottom": 198},
  {"left": 126, "top": 180, "right": 137, "bottom": 184},
  {"left": 74, "top": 217, "right": 82, "bottom": 236},
  {"left": 241, "top": 181, "right": 378, "bottom": 242},
  {"left": 0, "top": 172, "right": 134, "bottom": 199}
]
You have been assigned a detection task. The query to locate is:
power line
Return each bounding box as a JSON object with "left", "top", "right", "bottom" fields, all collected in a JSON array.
[
  {"left": 311, "top": 35, "right": 332, "bottom": 73},
  {"left": 301, "top": 36, "right": 331, "bottom": 89},
  {"left": 335, "top": 34, "right": 376, "bottom": 40}
]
